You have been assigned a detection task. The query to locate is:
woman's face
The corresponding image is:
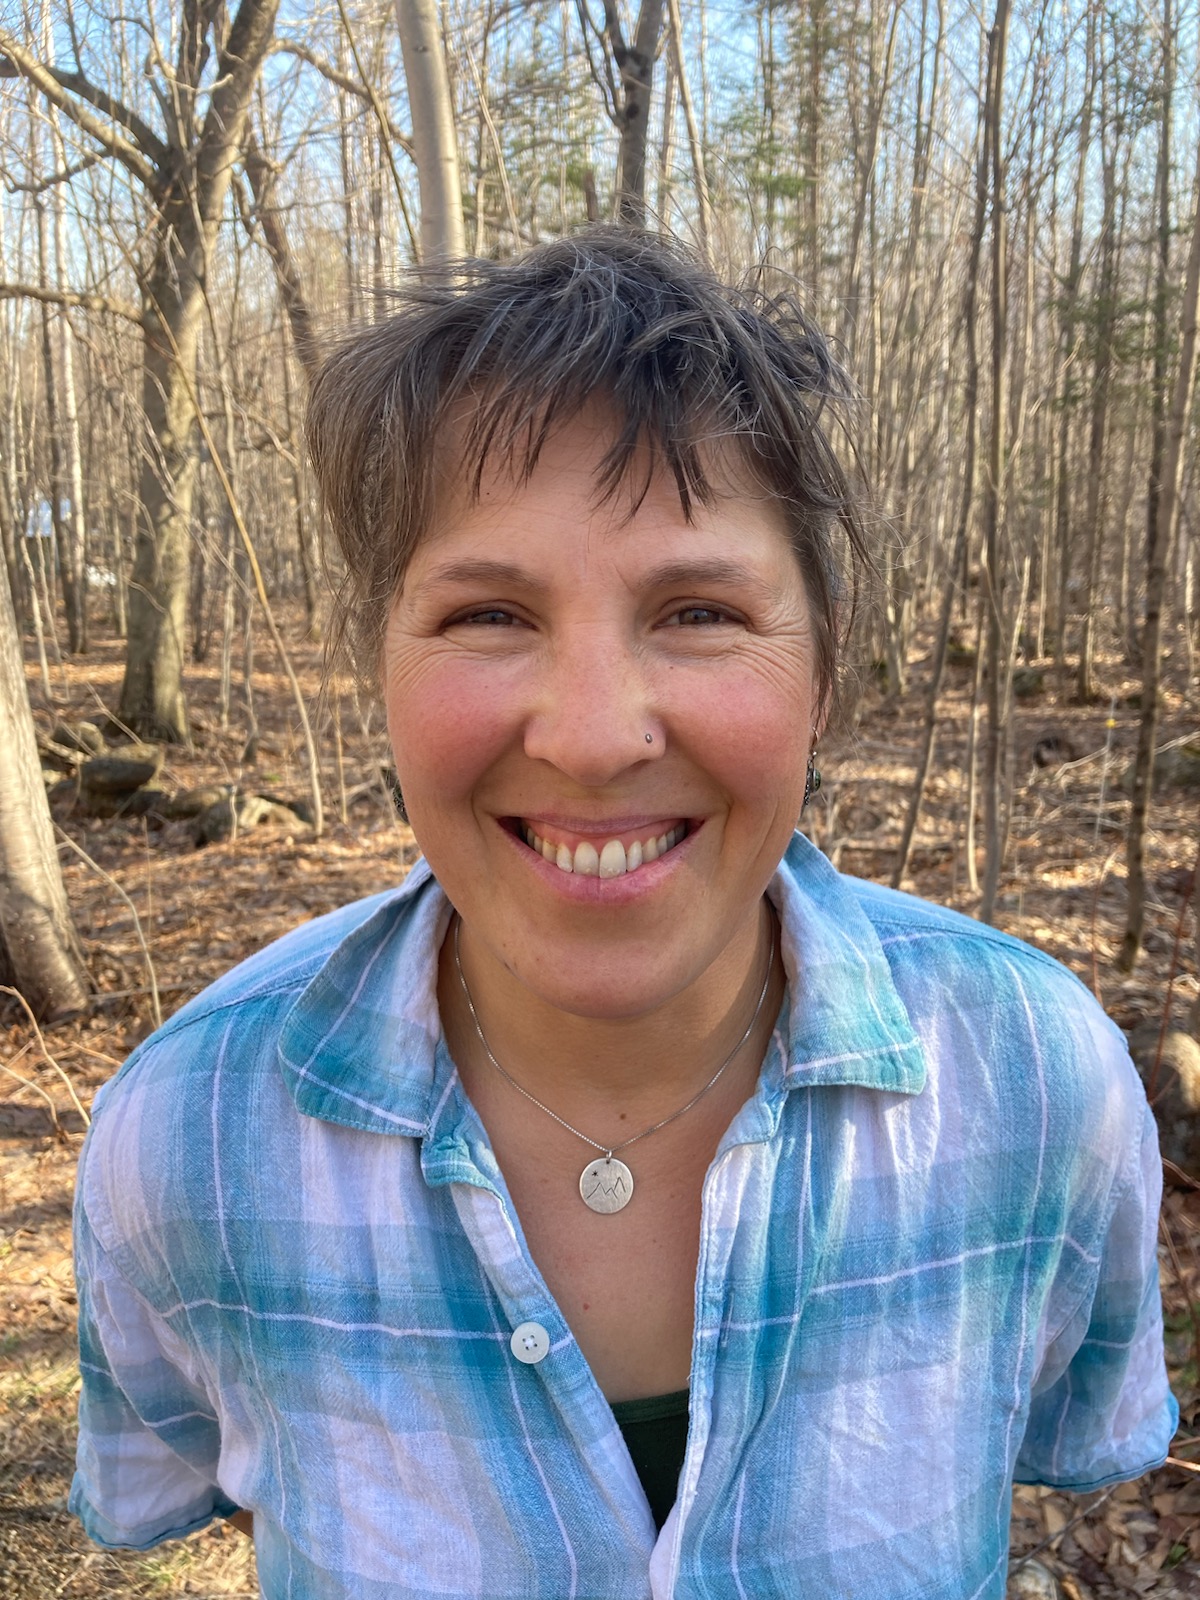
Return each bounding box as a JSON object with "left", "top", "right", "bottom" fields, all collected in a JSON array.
[{"left": 382, "top": 412, "right": 821, "bottom": 1021}]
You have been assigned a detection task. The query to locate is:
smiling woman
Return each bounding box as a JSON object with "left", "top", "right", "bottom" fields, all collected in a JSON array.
[{"left": 69, "top": 229, "right": 1175, "bottom": 1599}]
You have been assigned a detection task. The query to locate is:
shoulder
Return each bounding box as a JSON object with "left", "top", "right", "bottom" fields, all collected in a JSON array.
[
  {"left": 845, "top": 875, "right": 1146, "bottom": 1176},
  {"left": 849, "top": 874, "right": 1111, "bottom": 1032},
  {"left": 77, "top": 863, "right": 437, "bottom": 1261}
]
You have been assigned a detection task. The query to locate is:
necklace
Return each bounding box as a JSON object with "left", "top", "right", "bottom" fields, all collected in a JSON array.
[{"left": 453, "top": 918, "right": 775, "bottom": 1215}]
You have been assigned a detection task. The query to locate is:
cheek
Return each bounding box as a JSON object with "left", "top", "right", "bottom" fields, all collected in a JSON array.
[
  {"left": 384, "top": 657, "right": 518, "bottom": 802},
  {"left": 674, "top": 661, "right": 815, "bottom": 801}
]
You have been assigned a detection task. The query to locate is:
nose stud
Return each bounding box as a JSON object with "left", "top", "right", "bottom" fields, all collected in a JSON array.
[{"left": 645, "top": 732, "right": 654, "bottom": 745}]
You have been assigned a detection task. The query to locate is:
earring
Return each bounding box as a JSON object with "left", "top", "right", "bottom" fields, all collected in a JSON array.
[{"left": 803, "top": 751, "right": 822, "bottom": 809}]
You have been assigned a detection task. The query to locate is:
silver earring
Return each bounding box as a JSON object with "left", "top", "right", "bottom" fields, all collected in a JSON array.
[{"left": 803, "top": 751, "right": 822, "bottom": 808}]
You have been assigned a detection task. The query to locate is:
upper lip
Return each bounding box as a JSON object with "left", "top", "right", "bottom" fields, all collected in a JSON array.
[{"left": 512, "top": 813, "right": 692, "bottom": 833}]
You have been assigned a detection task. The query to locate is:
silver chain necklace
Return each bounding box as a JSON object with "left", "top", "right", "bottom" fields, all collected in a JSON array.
[{"left": 453, "top": 918, "right": 775, "bottom": 1215}]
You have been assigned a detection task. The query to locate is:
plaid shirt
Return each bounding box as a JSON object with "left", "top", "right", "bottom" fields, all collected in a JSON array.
[{"left": 71, "top": 835, "right": 1176, "bottom": 1598}]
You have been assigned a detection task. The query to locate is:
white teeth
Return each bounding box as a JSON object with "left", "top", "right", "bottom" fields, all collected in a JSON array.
[
  {"left": 574, "top": 841, "right": 600, "bottom": 876},
  {"left": 523, "top": 823, "right": 687, "bottom": 876},
  {"left": 599, "top": 840, "right": 627, "bottom": 878}
]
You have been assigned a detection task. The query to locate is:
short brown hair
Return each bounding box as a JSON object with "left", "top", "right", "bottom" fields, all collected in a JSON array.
[{"left": 307, "top": 226, "right": 867, "bottom": 717}]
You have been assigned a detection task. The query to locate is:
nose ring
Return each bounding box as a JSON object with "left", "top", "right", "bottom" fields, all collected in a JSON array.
[{"left": 645, "top": 732, "right": 654, "bottom": 744}]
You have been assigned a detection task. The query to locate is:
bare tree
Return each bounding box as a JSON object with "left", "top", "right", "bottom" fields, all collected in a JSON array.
[
  {"left": 577, "top": 0, "right": 667, "bottom": 225},
  {"left": 0, "top": 559, "right": 87, "bottom": 1019},
  {"left": 0, "top": 0, "right": 280, "bottom": 741},
  {"left": 1121, "top": 124, "right": 1200, "bottom": 970}
]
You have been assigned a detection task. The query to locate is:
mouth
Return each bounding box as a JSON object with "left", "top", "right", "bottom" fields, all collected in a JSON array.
[{"left": 507, "top": 818, "right": 693, "bottom": 878}]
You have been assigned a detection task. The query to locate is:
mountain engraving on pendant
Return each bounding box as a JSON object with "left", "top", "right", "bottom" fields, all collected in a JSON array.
[{"left": 579, "top": 1157, "right": 634, "bottom": 1214}]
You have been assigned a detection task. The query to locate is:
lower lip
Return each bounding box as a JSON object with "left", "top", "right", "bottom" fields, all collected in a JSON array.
[{"left": 499, "top": 823, "right": 697, "bottom": 902}]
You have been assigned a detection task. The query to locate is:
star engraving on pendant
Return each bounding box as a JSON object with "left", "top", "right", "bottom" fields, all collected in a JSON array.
[{"left": 579, "top": 1157, "right": 634, "bottom": 1214}]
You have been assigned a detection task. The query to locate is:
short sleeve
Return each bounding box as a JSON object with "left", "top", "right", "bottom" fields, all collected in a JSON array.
[
  {"left": 1015, "top": 1097, "right": 1178, "bottom": 1490},
  {"left": 71, "top": 1191, "right": 239, "bottom": 1548}
]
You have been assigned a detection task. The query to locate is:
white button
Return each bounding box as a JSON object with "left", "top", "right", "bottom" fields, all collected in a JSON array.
[{"left": 510, "top": 1321, "right": 550, "bottom": 1364}]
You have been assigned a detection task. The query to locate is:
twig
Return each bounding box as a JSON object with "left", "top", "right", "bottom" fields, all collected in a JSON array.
[
  {"left": 1164, "top": 1457, "right": 1200, "bottom": 1474},
  {"left": 54, "top": 825, "right": 162, "bottom": 1028},
  {"left": 0, "top": 1061, "right": 65, "bottom": 1136},
  {"left": 0, "top": 986, "right": 90, "bottom": 1130},
  {"left": 1008, "top": 1485, "right": 1117, "bottom": 1574},
  {"left": 1163, "top": 1157, "right": 1200, "bottom": 1191}
]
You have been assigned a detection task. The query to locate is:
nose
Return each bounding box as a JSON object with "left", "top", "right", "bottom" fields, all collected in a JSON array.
[{"left": 523, "top": 625, "right": 662, "bottom": 786}]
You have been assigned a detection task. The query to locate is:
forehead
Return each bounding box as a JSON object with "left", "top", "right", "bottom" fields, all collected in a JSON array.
[{"left": 418, "top": 404, "right": 791, "bottom": 564}]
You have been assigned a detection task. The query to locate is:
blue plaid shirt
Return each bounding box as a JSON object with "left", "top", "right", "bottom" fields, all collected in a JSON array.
[{"left": 72, "top": 834, "right": 1176, "bottom": 1598}]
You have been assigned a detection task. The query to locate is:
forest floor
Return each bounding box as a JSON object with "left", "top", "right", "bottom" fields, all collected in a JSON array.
[{"left": 1, "top": 611, "right": 1197, "bottom": 1599}]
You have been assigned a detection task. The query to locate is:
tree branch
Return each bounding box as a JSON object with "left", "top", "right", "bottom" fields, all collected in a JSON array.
[
  {"left": 48, "top": 68, "right": 170, "bottom": 168},
  {"left": 0, "top": 28, "right": 162, "bottom": 191},
  {"left": 269, "top": 38, "right": 414, "bottom": 154},
  {"left": 0, "top": 283, "right": 142, "bottom": 323},
  {"left": 4, "top": 149, "right": 106, "bottom": 195},
  {"left": 193, "top": 0, "right": 281, "bottom": 228}
]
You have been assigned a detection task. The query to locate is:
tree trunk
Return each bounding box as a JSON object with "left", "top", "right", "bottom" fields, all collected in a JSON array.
[
  {"left": 395, "top": 0, "right": 466, "bottom": 262},
  {"left": 119, "top": 280, "right": 204, "bottom": 741},
  {"left": 0, "top": 558, "right": 88, "bottom": 1019},
  {"left": 666, "top": 0, "right": 711, "bottom": 259},
  {"left": 1120, "top": 126, "right": 1200, "bottom": 971},
  {"left": 591, "top": 0, "right": 667, "bottom": 227},
  {"left": 113, "top": 0, "right": 282, "bottom": 740},
  {"left": 1075, "top": 144, "right": 1119, "bottom": 703},
  {"left": 980, "top": 0, "right": 1011, "bottom": 924}
]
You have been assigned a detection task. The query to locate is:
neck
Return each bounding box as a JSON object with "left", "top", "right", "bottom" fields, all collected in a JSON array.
[{"left": 440, "top": 901, "right": 782, "bottom": 1128}]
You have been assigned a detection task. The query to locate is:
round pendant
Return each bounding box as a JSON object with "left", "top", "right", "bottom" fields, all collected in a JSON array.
[{"left": 579, "top": 1156, "right": 634, "bottom": 1214}]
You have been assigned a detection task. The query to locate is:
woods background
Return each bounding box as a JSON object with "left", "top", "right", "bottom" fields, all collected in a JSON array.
[{"left": 0, "top": 0, "right": 1198, "bottom": 1594}]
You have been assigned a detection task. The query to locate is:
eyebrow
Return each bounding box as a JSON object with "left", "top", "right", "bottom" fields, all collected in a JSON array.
[
  {"left": 416, "top": 556, "right": 773, "bottom": 593},
  {"left": 417, "top": 558, "right": 545, "bottom": 591}
]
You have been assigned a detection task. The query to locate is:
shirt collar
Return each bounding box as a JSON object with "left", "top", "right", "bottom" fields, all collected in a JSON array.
[
  {"left": 770, "top": 833, "right": 926, "bottom": 1095},
  {"left": 278, "top": 835, "right": 926, "bottom": 1137}
]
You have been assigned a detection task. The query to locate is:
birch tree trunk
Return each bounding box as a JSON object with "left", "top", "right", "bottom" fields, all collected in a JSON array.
[{"left": 395, "top": 0, "right": 466, "bottom": 262}]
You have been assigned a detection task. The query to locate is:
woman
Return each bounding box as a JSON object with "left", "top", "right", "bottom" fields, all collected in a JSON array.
[{"left": 72, "top": 230, "right": 1175, "bottom": 1598}]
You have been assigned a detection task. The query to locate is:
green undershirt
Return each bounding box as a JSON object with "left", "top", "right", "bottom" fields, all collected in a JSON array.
[{"left": 609, "top": 1389, "right": 690, "bottom": 1532}]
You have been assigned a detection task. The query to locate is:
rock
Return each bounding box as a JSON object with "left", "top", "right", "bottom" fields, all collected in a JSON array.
[
  {"left": 946, "top": 635, "right": 977, "bottom": 669},
  {"left": 164, "top": 784, "right": 232, "bottom": 819},
  {"left": 47, "top": 777, "right": 80, "bottom": 810},
  {"left": 1006, "top": 1559, "right": 1060, "bottom": 1600},
  {"left": 80, "top": 743, "right": 164, "bottom": 796},
  {"left": 1032, "top": 733, "right": 1075, "bottom": 768},
  {"left": 1120, "top": 742, "right": 1200, "bottom": 794},
  {"left": 194, "top": 793, "right": 312, "bottom": 847},
  {"left": 119, "top": 787, "right": 170, "bottom": 819},
  {"left": 1127, "top": 1025, "right": 1200, "bottom": 1181},
  {"left": 1011, "top": 667, "right": 1045, "bottom": 699},
  {"left": 279, "top": 796, "right": 316, "bottom": 826},
  {"left": 50, "top": 719, "right": 106, "bottom": 756}
]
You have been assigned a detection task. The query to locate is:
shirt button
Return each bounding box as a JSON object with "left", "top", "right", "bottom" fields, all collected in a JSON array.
[{"left": 510, "top": 1321, "right": 550, "bottom": 1364}]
